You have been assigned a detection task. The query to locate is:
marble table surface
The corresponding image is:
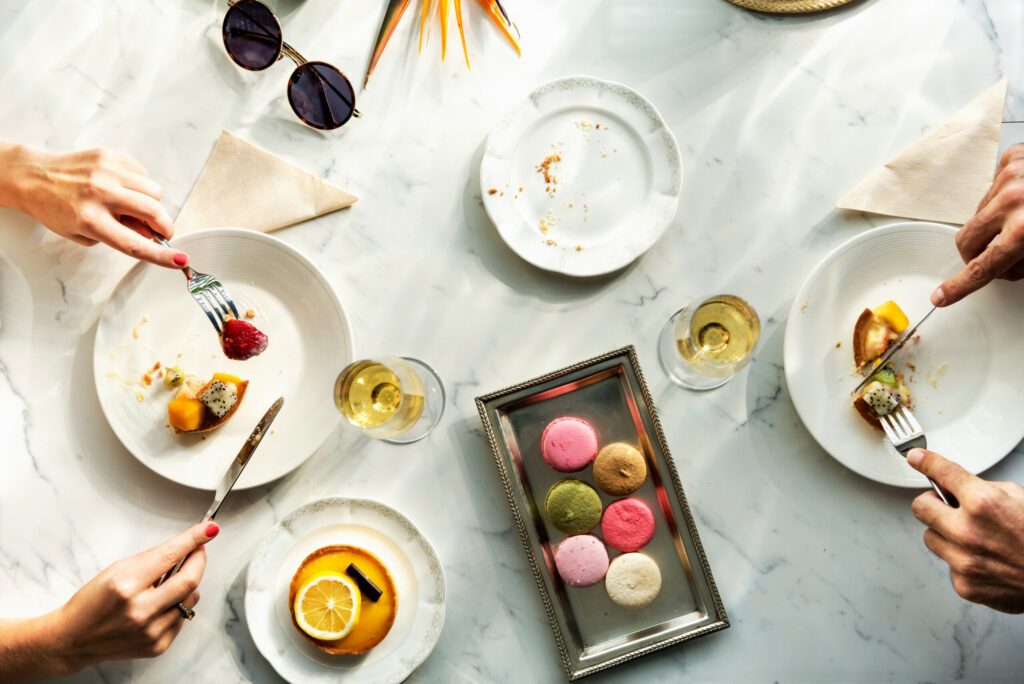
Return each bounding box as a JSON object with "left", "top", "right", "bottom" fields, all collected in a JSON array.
[{"left": 1, "top": 0, "right": 1023, "bottom": 681}]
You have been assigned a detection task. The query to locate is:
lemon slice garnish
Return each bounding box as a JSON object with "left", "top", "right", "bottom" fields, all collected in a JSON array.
[{"left": 293, "top": 573, "right": 361, "bottom": 641}]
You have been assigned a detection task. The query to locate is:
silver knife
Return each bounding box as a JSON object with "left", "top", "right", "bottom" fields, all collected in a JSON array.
[
  {"left": 155, "top": 397, "right": 284, "bottom": 601},
  {"left": 851, "top": 307, "right": 936, "bottom": 397}
]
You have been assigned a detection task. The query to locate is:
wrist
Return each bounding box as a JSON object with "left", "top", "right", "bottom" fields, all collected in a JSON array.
[
  {"left": 39, "top": 605, "right": 82, "bottom": 676},
  {"left": 0, "top": 610, "right": 78, "bottom": 680},
  {"left": 0, "top": 143, "right": 43, "bottom": 213}
]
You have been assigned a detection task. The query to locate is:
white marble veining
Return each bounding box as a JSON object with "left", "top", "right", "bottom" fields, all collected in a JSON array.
[{"left": 1, "top": 0, "right": 1023, "bottom": 681}]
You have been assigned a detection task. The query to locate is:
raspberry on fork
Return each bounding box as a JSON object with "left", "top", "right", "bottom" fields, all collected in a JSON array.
[{"left": 221, "top": 318, "right": 269, "bottom": 360}]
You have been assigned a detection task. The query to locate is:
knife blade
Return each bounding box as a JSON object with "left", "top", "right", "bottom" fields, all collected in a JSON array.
[
  {"left": 851, "top": 307, "right": 935, "bottom": 397},
  {"left": 203, "top": 396, "right": 284, "bottom": 520},
  {"left": 155, "top": 397, "right": 284, "bottom": 593}
]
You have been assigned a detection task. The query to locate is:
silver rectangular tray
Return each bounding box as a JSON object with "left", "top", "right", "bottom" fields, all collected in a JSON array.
[{"left": 476, "top": 346, "right": 728, "bottom": 680}]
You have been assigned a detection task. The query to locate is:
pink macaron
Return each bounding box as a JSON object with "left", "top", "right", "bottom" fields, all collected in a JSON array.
[
  {"left": 601, "top": 498, "right": 655, "bottom": 552},
  {"left": 541, "top": 417, "right": 598, "bottom": 472},
  {"left": 554, "top": 534, "right": 609, "bottom": 587}
]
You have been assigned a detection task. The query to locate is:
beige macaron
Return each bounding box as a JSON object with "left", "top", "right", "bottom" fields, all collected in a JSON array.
[
  {"left": 592, "top": 442, "right": 647, "bottom": 495},
  {"left": 605, "top": 552, "right": 662, "bottom": 608}
]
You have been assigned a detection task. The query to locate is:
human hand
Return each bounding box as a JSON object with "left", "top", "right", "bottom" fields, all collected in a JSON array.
[
  {"left": 50, "top": 521, "right": 219, "bottom": 672},
  {"left": 908, "top": 448, "right": 1024, "bottom": 613},
  {"left": 0, "top": 143, "right": 188, "bottom": 268},
  {"left": 931, "top": 144, "right": 1024, "bottom": 306}
]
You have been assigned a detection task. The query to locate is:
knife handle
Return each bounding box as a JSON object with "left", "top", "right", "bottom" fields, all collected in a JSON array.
[
  {"left": 155, "top": 553, "right": 190, "bottom": 587},
  {"left": 929, "top": 478, "right": 959, "bottom": 508}
]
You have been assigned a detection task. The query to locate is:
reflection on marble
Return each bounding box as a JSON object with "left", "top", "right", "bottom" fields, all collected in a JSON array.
[{"left": 1, "top": 0, "right": 1023, "bottom": 681}]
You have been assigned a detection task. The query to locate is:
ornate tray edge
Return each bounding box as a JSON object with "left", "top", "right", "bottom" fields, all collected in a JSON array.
[{"left": 475, "top": 345, "right": 729, "bottom": 679}]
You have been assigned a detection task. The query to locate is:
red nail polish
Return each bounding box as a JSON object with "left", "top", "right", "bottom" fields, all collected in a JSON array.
[
  {"left": 173, "top": 253, "right": 188, "bottom": 266},
  {"left": 205, "top": 522, "right": 219, "bottom": 538}
]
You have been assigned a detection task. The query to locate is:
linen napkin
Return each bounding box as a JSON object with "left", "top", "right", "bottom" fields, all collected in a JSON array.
[
  {"left": 175, "top": 131, "right": 357, "bottom": 234},
  {"left": 837, "top": 78, "right": 1007, "bottom": 225}
]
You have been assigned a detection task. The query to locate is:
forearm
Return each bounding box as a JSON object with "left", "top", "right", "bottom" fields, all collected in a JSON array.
[{"left": 0, "top": 611, "right": 76, "bottom": 681}]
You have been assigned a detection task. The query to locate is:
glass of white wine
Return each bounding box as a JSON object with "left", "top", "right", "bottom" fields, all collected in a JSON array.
[
  {"left": 658, "top": 294, "right": 760, "bottom": 391},
  {"left": 333, "top": 356, "right": 445, "bottom": 443}
]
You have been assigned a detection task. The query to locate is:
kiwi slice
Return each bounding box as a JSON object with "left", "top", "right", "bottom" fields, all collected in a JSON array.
[{"left": 874, "top": 365, "right": 898, "bottom": 387}]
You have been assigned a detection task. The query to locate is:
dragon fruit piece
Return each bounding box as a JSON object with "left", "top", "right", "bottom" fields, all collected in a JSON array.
[
  {"left": 198, "top": 380, "right": 237, "bottom": 418},
  {"left": 864, "top": 381, "right": 898, "bottom": 416}
]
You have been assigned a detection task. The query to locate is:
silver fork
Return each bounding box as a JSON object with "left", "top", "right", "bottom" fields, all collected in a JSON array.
[
  {"left": 879, "top": 404, "right": 959, "bottom": 507},
  {"left": 154, "top": 236, "right": 238, "bottom": 334}
]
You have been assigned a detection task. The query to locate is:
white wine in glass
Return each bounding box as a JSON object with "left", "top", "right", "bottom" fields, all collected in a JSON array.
[
  {"left": 334, "top": 356, "right": 444, "bottom": 443},
  {"left": 659, "top": 294, "right": 760, "bottom": 390}
]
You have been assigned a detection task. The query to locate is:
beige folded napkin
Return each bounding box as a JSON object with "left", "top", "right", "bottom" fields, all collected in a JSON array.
[
  {"left": 175, "top": 131, "right": 357, "bottom": 234},
  {"left": 837, "top": 78, "right": 1007, "bottom": 225}
]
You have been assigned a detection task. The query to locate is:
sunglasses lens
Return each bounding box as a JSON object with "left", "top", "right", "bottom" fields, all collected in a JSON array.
[
  {"left": 223, "top": 0, "right": 282, "bottom": 71},
  {"left": 288, "top": 62, "right": 356, "bottom": 130}
]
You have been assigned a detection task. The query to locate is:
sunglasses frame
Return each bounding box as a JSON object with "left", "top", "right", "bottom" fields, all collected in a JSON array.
[{"left": 223, "top": 0, "right": 360, "bottom": 130}]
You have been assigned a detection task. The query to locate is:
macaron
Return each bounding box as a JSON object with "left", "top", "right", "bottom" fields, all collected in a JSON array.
[
  {"left": 601, "top": 497, "right": 655, "bottom": 552},
  {"left": 593, "top": 442, "right": 647, "bottom": 496},
  {"left": 541, "top": 417, "right": 598, "bottom": 472},
  {"left": 554, "top": 534, "right": 609, "bottom": 587},
  {"left": 544, "top": 479, "right": 602, "bottom": 535},
  {"left": 605, "top": 552, "right": 662, "bottom": 608}
]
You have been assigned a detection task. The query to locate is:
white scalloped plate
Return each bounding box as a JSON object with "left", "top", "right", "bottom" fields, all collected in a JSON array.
[
  {"left": 246, "top": 497, "right": 446, "bottom": 684},
  {"left": 784, "top": 222, "right": 1024, "bottom": 487},
  {"left": 481, "top": 76, "right": 682, "bottom": 277},
  {"left": 94, "top": 228, "right": 352, "bottom": 490}
]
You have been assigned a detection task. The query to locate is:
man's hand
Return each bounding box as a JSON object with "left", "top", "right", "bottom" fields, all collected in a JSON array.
[
  {"left": 908, "top": 448, "right": 1024, "bottom": 613},
  {"left": 932, "top": 144, "right": 1024, "bottom": 307},
  {"left": 0, "top": 144, "right": 188, "bottom": 269}
]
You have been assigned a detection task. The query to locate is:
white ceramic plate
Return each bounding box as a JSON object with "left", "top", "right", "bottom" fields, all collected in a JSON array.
[
  {"left": 784, "top": 222, "right": 1024, "bottom": 487},
  {"left": 93, "top": 228, "right": 352, "bottom": 490},
  {"left": 246, "top": 497, "right": 446, "bottom": 684},
  {"left": 481, "top": 76, "right": 682, "bottom": 277}
]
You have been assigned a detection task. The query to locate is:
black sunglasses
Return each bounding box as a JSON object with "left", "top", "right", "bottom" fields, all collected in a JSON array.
[{"left": 222, "top": 0, "right": 359, "bottom": 130}]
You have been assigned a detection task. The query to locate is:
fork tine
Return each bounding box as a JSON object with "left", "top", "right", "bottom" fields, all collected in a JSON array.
[
  {"left": 213, "top": 283, "right": 240, "bottom": 319},
  {"left": 879, "top": 414, "right": 899, "bottom": 442},
  {"left": 208, "top": 286, "right": 234, "bottom": 321},
  {"left": 900, "top": 405, "right": 922, "bottom": 433},
  {"left": 196, "top": 290, "right": 225, "bottom": 332},
  {"left": 893, "top": 408, "right": 914, "bottom": 437}
]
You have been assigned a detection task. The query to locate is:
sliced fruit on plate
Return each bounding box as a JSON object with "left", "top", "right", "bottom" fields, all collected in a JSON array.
[
  {"left": 851, "top": 300, "right": 914, "bottom": 429},
  {"left": 853, "top": 373, "right": 912, "bottom": 429},
  {"left": 164, "top": 365, "right": 186, "bottom": 387},
  {"left": 293, "top": 573, "right": 361, "bottom": 642},
  {"left": 873, "top": 300, "right": 909, "bottom": 333},
  {"left": 852, "top": 301, "right": 909, "bottom": 368},
  {"left": 167, "top": 371, "right": 248, "bottom": 433}
]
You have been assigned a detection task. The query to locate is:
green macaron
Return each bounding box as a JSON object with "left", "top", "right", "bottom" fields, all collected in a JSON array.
[{"left": 544, "top": 479, "right": 602, "bottom": 535}]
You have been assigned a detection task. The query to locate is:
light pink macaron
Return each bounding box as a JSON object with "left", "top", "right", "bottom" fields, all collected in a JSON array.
[
  {"left": 541, "top": 417, "right": 598, "bottom": 472},
  {"left": 601, "top": 498, "right": 655, "bottom": 552},
  {"left": 554, "top": 534, "right": 609, "bottom": 587}
]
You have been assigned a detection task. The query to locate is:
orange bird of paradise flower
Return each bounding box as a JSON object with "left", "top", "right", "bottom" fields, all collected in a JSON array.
[{"left": 364, "top": 0, "right": 521, "bottom": 88}]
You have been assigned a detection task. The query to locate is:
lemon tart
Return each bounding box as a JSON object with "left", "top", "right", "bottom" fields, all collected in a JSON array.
[{"left": 288, "top": 545, "right": 398, "bottom": 655}]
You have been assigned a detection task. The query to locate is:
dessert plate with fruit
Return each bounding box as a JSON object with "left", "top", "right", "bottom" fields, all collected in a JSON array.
[
  {"left": 245, "top": 497, "right": 445, "bottom": 683},
  {"left": 94, "top": 228, "right": 353, "bottom": 490},
  {"left": 784, "top": 221, "right": 1024, "bottom": 487}
]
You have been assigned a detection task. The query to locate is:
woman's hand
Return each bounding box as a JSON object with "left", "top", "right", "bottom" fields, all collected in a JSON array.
[
  {"left": 0, "top": 143, "right": 189, "bottom": 268},
  {"left": 932, "top": 144, "right": 1024, "bottom": 306},
  {"left": 908, "top": 449, "right": 1024, "bottom": 613},
  {"left": 0, "top": 521, "right": 218, "bottom": 680}
]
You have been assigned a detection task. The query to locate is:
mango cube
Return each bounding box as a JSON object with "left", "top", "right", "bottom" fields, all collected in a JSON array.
[
  {"left": 168, "top": 396, "right": 204, "bottom": 432},
  {"left": 873, "top": 300, "right": 909, "bottom": 333}
]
